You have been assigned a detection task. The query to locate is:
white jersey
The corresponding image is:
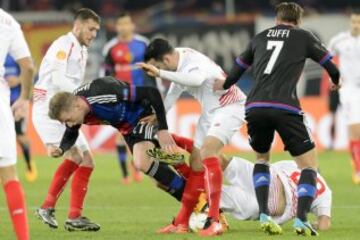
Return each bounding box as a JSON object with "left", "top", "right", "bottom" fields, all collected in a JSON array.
[
  {"left": 164, "top": 48, "right": 246, "bottom": 113},
  {"left": 34, "top": 32, "right": 87, "bottom": 102},
  {"left": 328, "top": 31, "right": 360, "bottom": 88},
  {"left": 221, "top": 158, "right": 332, "bottom": 225},
  {"left": 0, "top": 8, "right": 30, "bottom": 164}
]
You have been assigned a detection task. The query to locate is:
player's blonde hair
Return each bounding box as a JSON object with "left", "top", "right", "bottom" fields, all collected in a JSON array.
[{"left": 48, "top": 92, "right": 76, "bottom": 120}]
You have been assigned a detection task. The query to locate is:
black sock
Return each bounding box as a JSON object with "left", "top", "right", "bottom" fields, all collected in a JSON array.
[
  {"left": 116, "top": 145, "right": 128, "bottom": 178},
  {"left": 146, "top": 161, "right": 185, "bottom": 201},
  {"left": 253, "top": 163, "right": 270, "bottom": 215},
  {"left": 297, "top": 168, "right": 317, "bottom": 222},
  {"left": 20, "top": 143, "right": 31, "bottom": 171}
]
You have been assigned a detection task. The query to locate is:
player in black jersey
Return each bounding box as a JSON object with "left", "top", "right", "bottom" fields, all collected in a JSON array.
[
  {"left": 46, "top": 76, "right": 186, "bottom": 202},
  {"left": 214, "top": 2, "right": 340, "bottom": 237}
]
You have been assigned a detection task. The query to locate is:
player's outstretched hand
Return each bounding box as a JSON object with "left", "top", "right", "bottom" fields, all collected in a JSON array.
[
  {"left": 137, "top": 62, "right": 160, "bottom": 77},
  {"left": 157, "top": 130, "right": 178, "bottom": 154},
  {"left": 213, "top": 78, "right": 225, "bottom": 92},
  {"left": 11, "top": 98, "right": 29, "bottom": 121},
  {"left": 47, "top": 145, "right": 63, "bottom": 158},
  {"left": 140, "top": 114, "right": 157, "bottom": 125}
]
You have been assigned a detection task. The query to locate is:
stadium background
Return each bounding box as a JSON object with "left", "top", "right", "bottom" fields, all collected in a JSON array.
[
  {"left": 1, "top": 1, "right": 360, "bottom": 239},
  {"left": 4, "top": 0, "right": 355, "bottom": 154}
]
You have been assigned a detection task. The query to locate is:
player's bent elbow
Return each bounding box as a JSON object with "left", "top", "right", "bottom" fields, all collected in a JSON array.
[{"left": 317, "top": 216, "right": 331, "bottom": 231}]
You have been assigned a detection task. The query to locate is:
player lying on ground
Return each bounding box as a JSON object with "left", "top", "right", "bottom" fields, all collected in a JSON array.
[
  {"left": 47, "top": 76, "right": 186, "bottom": 204},
  {"left": 151, "top": 135, "right": 331, "bottom": 233},
  {"left": 139, "top": 38, "right": 246, "bottom": 236}
]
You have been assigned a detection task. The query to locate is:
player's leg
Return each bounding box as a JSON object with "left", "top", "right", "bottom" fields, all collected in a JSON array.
[
  {"left": 246, "top": 108, "right": 282, "bottom": 235},
  {"left": 0, "top": 100, "right": 29, "bottom": 240},
  {"left": 349, "top": 124, "right": 360, "bottom": 184},
  {"left": 65, "top": 141, "right": 100, "bottom": 232},
  {"left": 37, "top": 146, "right": 81, "bottom": 228},
  {"left": 132, "top": 140, "right": 185, "bottom": 201},
  {"left": 115, "top": 133, "right": 131, "bottom": 184},
  {"left": 15, "top": 117, "right": 37, "bottom": 182},
  {"left": 276, "top": 111, "right": 318, "bottom": 236}
]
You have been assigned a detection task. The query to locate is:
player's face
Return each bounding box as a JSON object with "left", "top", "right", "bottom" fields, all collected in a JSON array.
[
  {"left": 350, "top": 14, "right": 360, "bottom": 36},
  {"left": 116, "top": 16, "right": 135, "bottom": 37},
  {"left": 59, "top": 107, "right": 84, "bottom": 127},
  {"left": 78, "top": 19, "right": 100, "bottom": 47}
]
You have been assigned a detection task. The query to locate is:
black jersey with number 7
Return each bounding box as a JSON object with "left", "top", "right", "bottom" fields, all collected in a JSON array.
[{"left": 238, "top": 24, "right": 331, "bottom": 110}]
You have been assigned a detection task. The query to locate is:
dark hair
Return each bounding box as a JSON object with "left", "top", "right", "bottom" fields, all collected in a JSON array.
[
  {"left": 351, "top": 8, "right": 360, "bottom": 15},
  {"left": 144, "top": 38, "right": 174, "bottom": 62},
  {"left": 275, "top": 2, "right": 303, "bottom": 25},
  {"left": 74, "top": 8, "right": 101, "bottom": 23},
  {"left": 117, "top": 12, "right": 131, "bottom": 20}
]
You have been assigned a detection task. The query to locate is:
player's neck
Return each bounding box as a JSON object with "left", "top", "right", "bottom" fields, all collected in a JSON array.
[
  {"left": 276, "top": 20, "right": 297, "bottom": 28},
  {"left": 351, "top": 30, "right": 360, "bottom": 37},
  {"left": 77, "top": 97, "right": 91, "bottom": 115},
  {"left": 117, "top": 33, "right": 133, "bottom": 42}
]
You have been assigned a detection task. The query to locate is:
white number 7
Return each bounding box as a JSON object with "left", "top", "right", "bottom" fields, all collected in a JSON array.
[{"left": 264, "top": 40, "right": 284, "bottom": 74}]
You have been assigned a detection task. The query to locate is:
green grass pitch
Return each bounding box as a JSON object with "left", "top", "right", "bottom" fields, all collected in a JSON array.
[{"left": 0, "top": 151, "right": 359, "bottom": 239}]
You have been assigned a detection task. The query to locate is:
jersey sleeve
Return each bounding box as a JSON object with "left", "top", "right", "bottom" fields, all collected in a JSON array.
[
  {"left": 235, "top": 41, "right": 253, "bottom": 69},
  {"left": 306, "top": 31, "right": 332, "bottom": 65},
  {"left": 8, "top": 24, "right": 31, "bottom": 60}
]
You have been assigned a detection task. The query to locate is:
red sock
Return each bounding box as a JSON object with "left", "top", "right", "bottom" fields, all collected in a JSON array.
[
  {"left": 350, "top": 140, "right": 360, "bottom": 173},
  {"left": 4, "top": 180, "right": 29, "bottom": 240},
  {"left": 42, "top": 159, "right": 79, "bottom": 209},
  {"left": 174, "top": 163, "right": 191, "bottom": 179},
  {"left": 68, "top": 166, "right": 93, "bottom": 219},
  {"left": 172, "top": 134, "right": 194, "bottom": 152},
  {"left": 203, "top": 157, "right": 222, "bottom": 221},
  {"left": 174, "top": 171, "right": 205, "bottom": 226}
]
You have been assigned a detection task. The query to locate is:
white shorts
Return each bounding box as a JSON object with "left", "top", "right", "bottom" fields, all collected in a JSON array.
[
  {"left": 193, "top": 102, "right": 245, "bottom": 149},
  {"left": 221, "top": 157, "right": 278, "bottom": 220},
  {"left": 339, "top": 87, "right": 360, "bottom": 125},
  {"left": 32, "top": 100, "right": 90, "bottom": 152},
  {"left": 0, "top": 82, "right": 17, "bottom": 167}
]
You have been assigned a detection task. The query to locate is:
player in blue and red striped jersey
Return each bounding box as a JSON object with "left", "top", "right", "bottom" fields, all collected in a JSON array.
[
  {"left": 102, "top": 12, "right": 156, "bottom": 184},
  {"left": 4, "top": 54, "right": 37, "bottom": 182}
]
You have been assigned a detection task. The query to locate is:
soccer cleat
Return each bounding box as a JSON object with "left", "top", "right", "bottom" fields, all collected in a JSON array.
[
  {"left": 293, "top": 218, "right": 319, "bottom": 236},
  {"left": 146, "top": 148, "right": 185, "bottom": 165},
  {"left": 25, "top": 161, "right": 38, "bottom": 182},
  {"left": 157, "top": 222, "right": 188, "bottom": 234},
  {"left": 351, "top": 161, "right": 360, "bottom": 185},
  {"left": 259, "top": 213, "right": 282, "bottom": 235},
  {"left": 64, "top": 216, "right": 101, "bottom": 232},
  {"left": 198, "top": 217, "right": 224, "bottom": 237},
  {"left": 35, "top": 208, "right": 58, "bottom": 229},
  {"left": 219, "top": 212, "right": 229, "bottom": 232},
  {"left": 193, "top": 192, "right": 208, "bottom": 213},
  {"left": 121, "top": 176, "right": 132, "bottom": 185}
]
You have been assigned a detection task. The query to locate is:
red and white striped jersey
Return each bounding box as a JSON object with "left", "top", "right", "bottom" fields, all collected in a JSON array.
[{"left": 164, "top": 48, "right": 246, "bottom": 114}]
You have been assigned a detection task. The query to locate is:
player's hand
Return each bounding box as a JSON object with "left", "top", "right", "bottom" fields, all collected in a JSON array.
[
  {"left": 137, "top": 62, "right": 160, "bottom": 77},
  {"left": 11, "top": 98, "right": 29, "bottom": 121},
  {"left": 213, "top": 78, "right": 225, "bottom": 92},
  {"left": 140, "top": 114, "right": 157, "bottom": 125},
  {"left": 157, "top": 130, "right": 178, "bottom": 154},
  {"left": 330, "top": 78, "right": 341, "bottom": 91},
  {"left": 47, "top": 145, "right": 63, "bottom": 158}
]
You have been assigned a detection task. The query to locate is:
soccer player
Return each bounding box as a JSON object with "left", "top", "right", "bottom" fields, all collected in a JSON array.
[
  {"left": 139, "top": 39, "right": 246, "bottom": 236},
  {"left": 328, "top": 9, "right": 360, "bottom": 184},
  {"left": 32, "top": 8, "right": 101, "bottom": 231},
  {"left": 47, "top": 76, "right": 185, "bottom": 203},
  {"left": 0, "top": 8, "right": 35, "bottom": 240},
  {"left": 102, "top": 12, "right": 152, "bottom": 184},
  {"left": 4, "top": 54, "right": 37, "bottom": 182},
  {"left": 219, "top": 157, "right": 331, "bottom": 231},
  {"left": 214, "top": 2, "right": 340, "bottom": 236}
]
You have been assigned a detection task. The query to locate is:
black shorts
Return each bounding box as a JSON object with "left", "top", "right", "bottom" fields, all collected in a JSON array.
[
  {"left": 328, "top": 90, "right": 340, "bottom": 113},
  {"left": 14, "top": 118, "right": 26, "bottom": 135},
  {"left": 246, "top": 108, "right": 315, "bottom": 156},
  {"left": 123, "top": 123, "right": 159, "bottom": 153}
]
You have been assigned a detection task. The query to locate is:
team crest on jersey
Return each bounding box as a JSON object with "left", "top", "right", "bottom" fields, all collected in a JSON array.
[{"left": 56, "top": 50, "right": 67, "bottom": 60}]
